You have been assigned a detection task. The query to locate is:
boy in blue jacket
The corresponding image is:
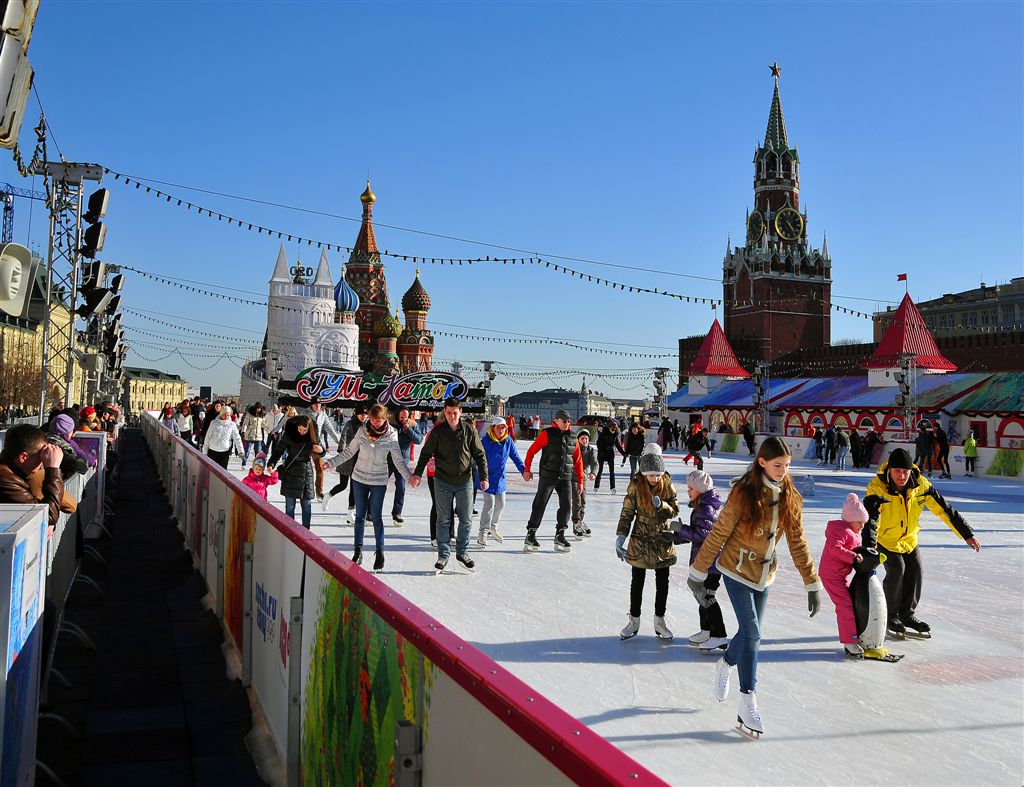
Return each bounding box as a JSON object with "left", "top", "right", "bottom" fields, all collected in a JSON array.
[{"left": 477, "top": 416, "right": 527, "bottom": 546}]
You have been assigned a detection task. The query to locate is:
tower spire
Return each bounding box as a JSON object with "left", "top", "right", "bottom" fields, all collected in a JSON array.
[
  {"left": 764, "top": 62, "right": 789, "bottom": 150},
  {"left": 355, "top": 179, "right": 378, "bottom": 253}
]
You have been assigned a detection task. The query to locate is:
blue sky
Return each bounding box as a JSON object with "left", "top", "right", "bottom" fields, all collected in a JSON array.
[{"left": 5, "top": 1, "right": 1022, "bottom": 399}]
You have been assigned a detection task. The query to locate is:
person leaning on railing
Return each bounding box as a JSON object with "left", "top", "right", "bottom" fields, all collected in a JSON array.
[{"left": 0, "top": 424, "right": 66, "bottom": 535}]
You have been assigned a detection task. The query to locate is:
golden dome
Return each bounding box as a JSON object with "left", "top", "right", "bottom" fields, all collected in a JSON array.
[{"left": 360, "top": 180, "right": 376, "bottom": 205}]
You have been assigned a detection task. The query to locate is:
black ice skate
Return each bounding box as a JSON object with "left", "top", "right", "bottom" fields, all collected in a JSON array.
[
  {"left": 887, "top": 619, "right": 907, "bottom": 640},
  {"left": 523, "top": 531, "right": 540, "bottom": 552},
  {"left": 902, "top": 616, "right": 932, "bottom": 638},
  {"left": 553, "top": 532, "right": 572, "bottom": 552},
  {"left": 434, "top": 556, "right": 448, "bottom": 575},
  {"left": 456, "top": 553, "right": 476, "bottom": 573},
  {"left": 352, "top": 547, "right": 363, "bottom": 566},
  {"left": 373, "top": 550, "right": 385, "bottom": 573}
]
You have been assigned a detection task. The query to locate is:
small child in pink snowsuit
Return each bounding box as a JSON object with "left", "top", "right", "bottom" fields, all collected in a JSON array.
[
  {"left": 819, "top": 493, "right": 868, "bottom": 655},
  {"left": 242, "top": 452, "right": 279, "bottom": 501}
]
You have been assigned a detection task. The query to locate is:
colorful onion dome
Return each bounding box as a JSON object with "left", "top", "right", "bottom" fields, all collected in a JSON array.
[
  {"left": 401, "top": 269, "right": 431, "bottom": 312},
  {"left": 373, "top": 308, "right": 403, "bottom": 339},
  {"left": 334, "top": 265, "right": 360, "bottom": 313}
]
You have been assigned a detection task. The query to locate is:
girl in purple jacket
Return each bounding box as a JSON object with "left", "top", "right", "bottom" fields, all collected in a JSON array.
[
  {"left": 819, "top": 493, "right": 867, "bottom": 657},
  {"left": 676, "top": 470, "right": 728, "bottom": 651}
]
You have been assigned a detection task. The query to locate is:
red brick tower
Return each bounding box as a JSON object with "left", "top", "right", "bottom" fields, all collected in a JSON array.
[
  {"left": 344, "top": 181, "right": 390, "bottom": 372},
  {"left": 723, "top": 63, "right": 831, "bottom": 362}
]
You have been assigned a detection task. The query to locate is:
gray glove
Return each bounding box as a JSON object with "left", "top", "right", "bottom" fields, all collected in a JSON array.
[
  {"left": 615, "top": 535, "right": 627, "bottom": 561},
  {"left": 687, "top": 576, "right": 713, "bottom": 608},
  {"left": 651, "top": 495, "right": 662, "bottom": 509},
  {"left": 808, "top": 590, "right": 821, "bottom": 618}
]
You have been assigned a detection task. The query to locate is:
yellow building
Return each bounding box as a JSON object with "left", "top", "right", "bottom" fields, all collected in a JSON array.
[
  {"left": 1, "top": 298, "right": 87, "bottom": 413},
  {"left": 121, "top": 367, "right": 189, "bottom": 414}
]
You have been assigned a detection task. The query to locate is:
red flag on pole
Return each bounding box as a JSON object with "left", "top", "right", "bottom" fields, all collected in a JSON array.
[{"left": 897, "top": 273, "right": 908, "bottom": 281}]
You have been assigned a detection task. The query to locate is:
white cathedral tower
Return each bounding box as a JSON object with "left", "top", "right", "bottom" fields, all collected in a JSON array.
[{"left": 239, "top": 245, "right": 360, "bottom": 406}]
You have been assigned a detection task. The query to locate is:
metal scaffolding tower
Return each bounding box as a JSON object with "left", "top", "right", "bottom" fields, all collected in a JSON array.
[{"left": 38, "top": 162, "right": 103, "bottom": 415}]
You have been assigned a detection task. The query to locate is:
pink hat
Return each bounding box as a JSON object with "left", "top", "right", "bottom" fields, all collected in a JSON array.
[{"left": 842, "top": 493, "right": 868, "bottom": 523}]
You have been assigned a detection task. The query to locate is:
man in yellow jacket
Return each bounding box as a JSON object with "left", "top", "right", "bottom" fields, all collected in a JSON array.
[{"left": 863, "top": 448, "right": 981, "bottom": 637}]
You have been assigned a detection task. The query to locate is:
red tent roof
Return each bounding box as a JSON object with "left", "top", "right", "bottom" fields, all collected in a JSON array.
[
  {"left": 686, "top": 319, "right": 750, "bottom": 377},
  {"left": 862, "top": 293, "right": 956, "bottom": 371}
]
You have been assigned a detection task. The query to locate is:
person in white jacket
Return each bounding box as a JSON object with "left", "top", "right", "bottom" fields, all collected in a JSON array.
[
  {"left": 326, "top": 403, "right": 412, "bottom": 573},
  {"left": 203, "top": 406, "right": 244, "bottom": 469}
]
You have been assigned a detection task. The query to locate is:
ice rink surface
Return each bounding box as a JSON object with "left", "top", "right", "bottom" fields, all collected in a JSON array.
[{"left": 231, "top": 443, "right": 1024, "bottom": 786}]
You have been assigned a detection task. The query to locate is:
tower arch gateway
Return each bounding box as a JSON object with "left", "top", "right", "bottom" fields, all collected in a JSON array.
[{"left": 723, "top": 64, "right": 831, "bottom": 362}]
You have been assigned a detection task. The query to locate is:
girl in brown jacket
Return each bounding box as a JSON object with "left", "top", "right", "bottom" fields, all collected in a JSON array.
[
  {"left": 615, "top": 444, "right": 680, "bottom": 641},
  {"left": 687, "top": 437, "right": 822, "bottom": 739}
]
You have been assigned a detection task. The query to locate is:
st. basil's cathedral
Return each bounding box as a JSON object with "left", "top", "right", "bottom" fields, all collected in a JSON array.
[{"left": 238, "top": 183, "right": 435, "bottom": 405}]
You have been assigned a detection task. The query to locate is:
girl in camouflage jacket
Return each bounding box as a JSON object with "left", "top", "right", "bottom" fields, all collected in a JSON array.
[{"left": 615, "top": 444, "right": 680, "bottom": 641}]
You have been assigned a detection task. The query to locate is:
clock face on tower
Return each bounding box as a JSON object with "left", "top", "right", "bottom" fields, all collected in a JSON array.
[
  {"left": 774, "top": 207, "right": 804, "bottom": 241},
  {"left": 747, "top": 211, "right": 765, "bottom": 242}
]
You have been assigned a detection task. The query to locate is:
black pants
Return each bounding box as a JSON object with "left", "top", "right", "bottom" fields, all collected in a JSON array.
[
  {"left": 878, "top": 545, "right": 923, "bottom": 622},
  {"left": 745, "top": 436, "right": 755, "bottom": 455},
  {"left": 698, "top": 573, "right": 727, "bottom": 637},
  {"left": 630, "top": 566, "right": 669, "bottom": 618},
  {"left": 527, "top": 476, "right": 571, "bottom": 534},
  {"left": 594, "top": 457, "right": 616, "bottom": 490},
  {"left": 965, "top": 456, "right": 976, "bottom": 473},
  {"left": 937, "top": 447, "right": 950, "bottom": 475},
  {"left": 208, "top": 449, "right": 230, "bottom": 469}
]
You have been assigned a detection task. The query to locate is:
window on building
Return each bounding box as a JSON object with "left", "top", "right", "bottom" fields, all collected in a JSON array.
[{"left": 981, "top": 311, "right": 989, "bottom": 326}]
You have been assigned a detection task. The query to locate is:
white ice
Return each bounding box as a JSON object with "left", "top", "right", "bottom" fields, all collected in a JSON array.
[{"left": 230, "top": 444, "right": 1024, "bottom": 786}]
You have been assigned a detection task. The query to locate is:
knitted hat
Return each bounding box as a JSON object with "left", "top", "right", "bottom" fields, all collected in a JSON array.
[
  {"left": 553, "top": 409, "right": 571, "bottom": 422},
  {"left": 687, "top": 469, "right": 713, "bottom": 494},
  {"left": 81, "top": 405, "right": 96, "bottom": 418},
  {"left": 576, "top": 430, "right": 590, "bottom": 441},
  {"left": 888, "top": 448, "right": 913, "bottom": 470},
  {"left": 353, "top": 404, "right": 369, "bottom": 416},
  {"left": 842, "top": 492, "right": 868, "bottom": 523},
  {"left": 252, "top": 452, "right": 267, "bottom": 469},
  {"left": 638, "top": 443, "right": 665, "bottom": 475}
]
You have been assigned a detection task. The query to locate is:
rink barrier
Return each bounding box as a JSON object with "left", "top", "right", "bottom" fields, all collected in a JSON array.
[{"left": 141, "top": 413, "right": 666, "bottom": 787}]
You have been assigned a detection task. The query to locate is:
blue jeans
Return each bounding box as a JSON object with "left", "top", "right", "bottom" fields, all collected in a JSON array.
[
  {"left": 722, "top": 575, "right": 769, "bottom": 694},
  {"left": 835, "top": 446, "right": 849, "bottom": 470},
  {"left": 628, "top": 455, "right": 640, "bottom": 480},
  {"left": 435, "top": 479, "right": 473, "bottom": 560},
  {"left": 351, "top": 479, "right": 387, "bottom": 551},
  {"left": 242, "top": 439, "right": 264, "bottom": 466},
  {"left": 284, "top": 497, "right": 312, "bottom": 529}
]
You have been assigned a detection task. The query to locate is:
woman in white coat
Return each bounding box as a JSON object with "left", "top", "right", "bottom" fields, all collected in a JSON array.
[{"left": 327, "top": 403, "right": 412, "bottom": 572}]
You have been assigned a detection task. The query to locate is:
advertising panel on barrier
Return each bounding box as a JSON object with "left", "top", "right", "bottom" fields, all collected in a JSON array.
[
  {"left": 249, "top": 517, "right": 304, "bottom": 757},
  {"left": 223, "top": 495, "right": 256, "bottom": 653},
  {"left": 0, "top": 504, "right": 49, "bottom": 787},
  {"left": 300, "top": 560, "right": 433, "bottom": 786}
]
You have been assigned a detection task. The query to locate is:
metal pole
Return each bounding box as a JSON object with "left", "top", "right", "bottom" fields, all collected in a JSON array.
[
  {"left": 62, "top": 186, "right": 84, "bottom": 408},
  {"left": 37, "top": 191, "right": 59, "bottom": 423}
]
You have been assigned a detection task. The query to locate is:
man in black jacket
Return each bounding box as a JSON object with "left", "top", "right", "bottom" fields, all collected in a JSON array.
[{"left": 410, "top": 399, "right": 487, "bottom": 572}]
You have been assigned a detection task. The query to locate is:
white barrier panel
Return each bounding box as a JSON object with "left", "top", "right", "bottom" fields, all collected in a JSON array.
[
  {"left": 0, "top": 505, "right": 49, "bottom": 787},
  {"left": 141, "top": 414, "right": 665, "bottom": 787}
]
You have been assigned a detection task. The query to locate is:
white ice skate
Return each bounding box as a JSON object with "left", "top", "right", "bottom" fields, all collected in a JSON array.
[
  {"left": 715, "top": 657, "right": 734, "bottom": 701},
  {"left": 653, "top": 616, "right": 673, "bottom": 641},
  {"left": 688, "top": 629, "right": 711, "bottom": 646},
  {"left": 843, "top": 642, "right": 865, "bottom": 658},
  {"left": 345, "top": 508, "right": 355, "bottom": 525},
  {"left": 320, "top": 492, "right": 333, "bottom": 513},
  {"left": 489, "top": 526, "right": 504, "bottom": 543},
  {"left": 699, "top": 636, "right": 729, "bottom": 652},
  {"left": 736, "top": 691, "right": 764, "bottom": 740},
  {"left": 619, "top": 615, "right": 639, "bottom": 640},
  {"left": 476, "top": 531, "right": 487, "bottom": 548}
]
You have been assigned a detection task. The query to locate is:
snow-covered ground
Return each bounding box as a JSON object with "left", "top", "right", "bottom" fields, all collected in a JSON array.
[{"left": 229, "top": 444, "right": 1024, "bottom": 786}]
